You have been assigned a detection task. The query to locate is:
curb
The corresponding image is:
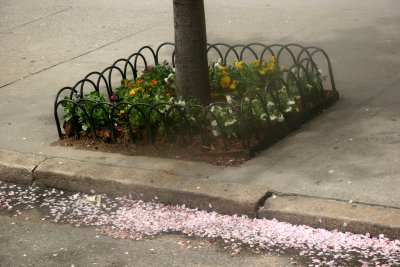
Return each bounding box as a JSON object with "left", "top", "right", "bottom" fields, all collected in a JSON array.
[
  {"left": 0, "top": 149, "right": 45, "bottom": 184},
  {"left": 1, "top": 149, "right": 399, "bottom": 240},
  {"left": 0, "top": 149, "right": 268, "bottom": 217},
  {"left": 259, "top": 194, "right": 400, "bottom": 240}
]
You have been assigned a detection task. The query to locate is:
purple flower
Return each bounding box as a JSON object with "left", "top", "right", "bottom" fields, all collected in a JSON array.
[
  {"left": 163, "top": 60, "right": 169, "bottom": 65},
  {"left": 110, "top": 93, "right": 117, "bottom": 102}
]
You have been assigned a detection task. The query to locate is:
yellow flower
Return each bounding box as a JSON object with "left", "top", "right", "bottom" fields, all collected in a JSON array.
[
  {"left": 124, "top": 80, "right": 128, "bottom": 86},
  {"left": 251, "top": 60, "right": 260, "bottom": 66},
  {"left": 266, "top": 62, "right": 274, "bottom": 71},
  {"left": 219, "top": 66, "right": 228, "bottom": 71},
  {"left": 146, "top": 94, "right": 151, "bottom": 99},
  {"left": 235, "top": 61, "right": 245, "bottom": 70},
  {"left": 120, "top": 110, "right": 125, "bottom": 114},
  {"left": 136, "top": 79, "right": 144, "bottom": 87},
  {"left": 220, "top": 76, "right": 231, "bottom": 88},
  {"left": 222, "top": 71, "right": 228, "bottom": 76},
  {"left": 255, "top": 87, "right": 260, "bottom": 91},
  {"left": 270, "top": 56, "right": 275, "bottom": 64},
  {"left": 229, "top": 80, "right": 238, "bottom": 90},
  {"left": 130, "top": 88, "right": 137, "bottom": 97},
  {"left": 251, "top": 99, "right": 257, "bottom": 104},
  {"left": 259, "top": 70, "right": 266, "bottom": 75}
]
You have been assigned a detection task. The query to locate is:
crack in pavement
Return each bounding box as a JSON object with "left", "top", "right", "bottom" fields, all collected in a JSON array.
[
  {"left": 0, "top": 6, "right": 73, "bottom": 34},
  {"left": 0, "top": 20, "right": 170, "bottom": 89},
  {"left": 268, "top": 190, "right": 400, "bottom": 211},
  {"left": 31, "top": 157, "right": 48, "bottom": 183}
]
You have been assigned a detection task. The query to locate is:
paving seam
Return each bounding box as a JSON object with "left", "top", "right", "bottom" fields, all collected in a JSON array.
[
  {"left": 269, "top": 190, "right": 400, "bottom": 211},
  {"left": 259, "top": 194, "right": 400, "bottom": 240},
  {"left": 0, "top": 20, "right": 169, "bottom": 89},
  {"left": 0, "top": 6, "right": 73, "bottom": 34}
]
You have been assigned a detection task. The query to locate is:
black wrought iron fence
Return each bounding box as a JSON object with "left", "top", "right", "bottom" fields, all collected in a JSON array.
[{"left": 54, "top": 42, "right": 339, "bottom": 157}]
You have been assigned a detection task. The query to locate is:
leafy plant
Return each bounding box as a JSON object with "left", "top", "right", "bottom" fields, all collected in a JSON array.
[{"left": 61, "top": 58, "right": 325, "bottom": 139}]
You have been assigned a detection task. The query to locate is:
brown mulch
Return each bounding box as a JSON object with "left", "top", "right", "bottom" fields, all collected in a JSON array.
[
  {"left": 54, "top": 92, "right": 334, "bottom": 166},
  {"left": 53, "top": 122, "right": 261, "bottom": 166}
]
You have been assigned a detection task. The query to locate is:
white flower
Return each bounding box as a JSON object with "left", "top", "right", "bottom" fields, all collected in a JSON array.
[
  {"left": 287, "top": 100, "right": 295, "bottom": 105},
  {"left": 267, "top": 101, "right": 275, "bottom": 108},
  {"left": 172, "top": 68, "right": 176, "bottom": 72},
  {"left": 190, "top": 116, "right": 196, "bottom": 122},
  {"left": 214, "top": 62, "right": 221, "bottom": 68},
  {"left": 260, "top": 113, "right": 267, "bottom": 120},
  {"left": 224, "top": 119, "right": 237, "bottom": 127},
  {"left": 164, "top": 78, "right": 169, "bottom": 83},
  {"left": 212, "top": 129, "right": 220, "bottom": 136},
  {"left": 278, "top": 115, "right": 285, "bottom": 122},
  {"left": 168, "top": 73, "right": 174, "bottom": 78},
  {"left": 306, "top": 84, "right": 313, "bottom": 89},
  {"left": 177, "top": 100, "right": 185, "bottom": 106},
  {"left": 226, "top": 95, "right": 233, "bottom": 104},
  {"left": 270, "top": 115, "right": 277, "bottom": 120},
  {"left": 285, "top": 107, "right": 292, "bottom": 113},
  {"left": 244, "top": 97, "right": 250, "bottom": 102},
  {"left": 211, "top": 120, "right": 218, "bottom": 127},
  {"left": 318, "top": 69, "right": 323, "bottom": 75}
]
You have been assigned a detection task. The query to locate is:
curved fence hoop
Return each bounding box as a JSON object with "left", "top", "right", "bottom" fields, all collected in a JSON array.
[
  {"left": 100, "top": 65, "right": 125, "bottom": 94},
  {"left": 126, "top": 52, "right": 147, "bottom": 78},
  {"left": 136, "top": 46, "right": 156, "bottom": 65},
  {"left": 155, "top": 42, "right": 175, "bottom": 66},
  {"left": 91, "top": 101, "right": 116, "bottom": 142},
  {"left": 223, "top": 44, "right": 244, "bottom": 64},
  {"left": 71, "top": 79, "right": 98, "bottom": 98},
  {"left": 275, "top": 44, "right": 300, "bottom": 66},
  {"left": 206, "top": 43, "right": 224, "bottom": 62},
  {"left": 308, "top": 47, "right": 337, "bottom": 91},
  {"left": 158, "top": 103, "right": 192, "bottom": 144},
  {"left": 239, "top": 44, "right": 259, "bottom": 61},
  {"left": 84, "top": 72, "right": 111, "bottom": 99}
]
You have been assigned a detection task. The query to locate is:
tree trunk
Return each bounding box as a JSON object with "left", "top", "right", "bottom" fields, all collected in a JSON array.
[{"left": 173, "top": 0, "right": 211, "bottom": 105}]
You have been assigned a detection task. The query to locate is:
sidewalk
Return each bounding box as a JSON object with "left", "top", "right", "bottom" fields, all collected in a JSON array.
[{"left": 1, "top": 0, "right": 399, "bottom": 238}]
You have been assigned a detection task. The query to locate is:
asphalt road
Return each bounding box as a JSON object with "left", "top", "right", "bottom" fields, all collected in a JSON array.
[{"left": 0, "top": 208, "right": 297, "bottom": 267}]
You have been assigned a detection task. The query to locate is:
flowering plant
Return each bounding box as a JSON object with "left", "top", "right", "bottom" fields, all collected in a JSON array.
[{"left": 62, "top": 58, "right": 325, "bottom": 140}]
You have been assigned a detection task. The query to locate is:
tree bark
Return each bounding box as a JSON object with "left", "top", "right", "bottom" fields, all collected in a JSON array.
[{"left": 173, "top": 0, "right": 211, "bottom": 105}]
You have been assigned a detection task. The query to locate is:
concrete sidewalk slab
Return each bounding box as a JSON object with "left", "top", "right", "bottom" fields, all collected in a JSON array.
[
  {"left": 0, "top": 149, "right": 45, "bottom": 184},
  {"left": 0, "top": 0, "right": 399, "bottom": 239},
  {"left": 260, "top": 195, "right": 400, "bottom": 240},
  {"left": 33, "top": 157, "right": 269, "bottom": 217}
]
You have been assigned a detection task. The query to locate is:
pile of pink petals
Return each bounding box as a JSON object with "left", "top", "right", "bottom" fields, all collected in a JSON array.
[{"left": 1, "top": 181, "right": 399, "bottom": 266}]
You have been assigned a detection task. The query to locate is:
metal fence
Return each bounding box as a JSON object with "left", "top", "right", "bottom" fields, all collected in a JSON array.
[{"left": 54, "top": 43, "right": 339, "bottom": 157}]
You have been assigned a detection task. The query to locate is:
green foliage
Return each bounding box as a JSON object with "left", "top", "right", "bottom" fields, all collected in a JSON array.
[
  {"left": 61, "top": 59, "right": 325, "bottom": 139},
  {"left": 62, "top": 91, "right": 108, "bottom": 131}
]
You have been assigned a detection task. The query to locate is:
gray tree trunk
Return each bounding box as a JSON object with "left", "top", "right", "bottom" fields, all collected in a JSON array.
[{"left": 173, "top": 0, "right": 211, "bottom": 105}]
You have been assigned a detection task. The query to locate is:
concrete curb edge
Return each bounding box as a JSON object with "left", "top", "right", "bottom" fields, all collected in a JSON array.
[{"left": 1, "top": 149, "right": 399, "bottom": 240}]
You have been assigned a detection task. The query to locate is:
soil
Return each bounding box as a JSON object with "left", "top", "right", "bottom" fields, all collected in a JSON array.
[
  {"left": 54, "top": 91, "right": 336, "bottom": 167},
  {"left": 55, "top": 118, "right": 283, "bottom": 166},
  {"left": 53, "top": 130, "right": 251, "bottom": 167}
]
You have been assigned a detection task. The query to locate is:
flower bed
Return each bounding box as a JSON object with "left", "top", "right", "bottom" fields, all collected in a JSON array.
[{"left": 54, "top": 43, "right": 339, "bottom": 161}]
